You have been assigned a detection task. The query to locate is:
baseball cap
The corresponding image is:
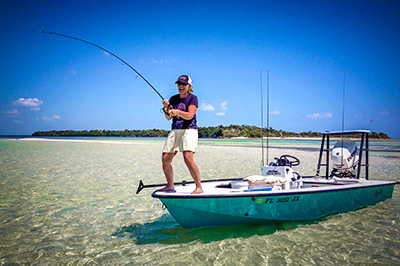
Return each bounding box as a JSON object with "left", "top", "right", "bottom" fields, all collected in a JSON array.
[{"left": 175, "top": 75, "right": 192, "bottom": 85}]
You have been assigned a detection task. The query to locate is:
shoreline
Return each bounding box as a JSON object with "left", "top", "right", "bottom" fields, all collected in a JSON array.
[
  {"left": 6, "top": 137, "right": 400, "bottom": 156},
  {"left": 230, "top": 136, "right": 322, "bottom": 140},
  {"left": 7, "top": 136, "right": 399, "bottom": 142},
  {"left": 13, "top": 137, "right": 155, "bottom": 145}
]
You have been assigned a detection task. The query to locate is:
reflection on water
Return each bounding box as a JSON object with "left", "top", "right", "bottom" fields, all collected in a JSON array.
[
  {"left": 0, "top": 138, "right": 399, "bottom": 265},
  {"left": 113, "top": 214, "right": 326, "bottom": 245}
]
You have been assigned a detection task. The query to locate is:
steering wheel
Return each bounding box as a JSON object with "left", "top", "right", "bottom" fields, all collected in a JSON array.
[{"left": 279, "top": 155, "right": 300, "bottom": 167}]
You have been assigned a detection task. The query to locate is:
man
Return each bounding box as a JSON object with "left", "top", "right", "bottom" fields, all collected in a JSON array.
[{"left": 161, "top": 75, "right": 203, "bottom": 194}]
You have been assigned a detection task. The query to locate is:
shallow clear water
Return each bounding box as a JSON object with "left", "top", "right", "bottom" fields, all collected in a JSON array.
[{"left": 0, "top": 138, "right": 399, "bottom": 265}]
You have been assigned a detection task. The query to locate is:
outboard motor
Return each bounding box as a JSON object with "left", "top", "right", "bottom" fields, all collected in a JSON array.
[{"left": 331, "top": 138, "right": 359, "bottom": 177}]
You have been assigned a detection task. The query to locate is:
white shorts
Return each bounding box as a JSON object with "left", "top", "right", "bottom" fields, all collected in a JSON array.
[{"left": 162, "top": 129, "right": 198, "bottom": 153}]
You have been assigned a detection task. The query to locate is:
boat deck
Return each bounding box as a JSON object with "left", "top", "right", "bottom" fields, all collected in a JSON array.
[{"left": 152, "top": 177, "right": 398, "bottom": 198}]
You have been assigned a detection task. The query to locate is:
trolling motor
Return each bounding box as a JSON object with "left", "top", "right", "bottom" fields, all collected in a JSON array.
[{"left": 330, "top": 138, "right": 359, "bottom": 178}]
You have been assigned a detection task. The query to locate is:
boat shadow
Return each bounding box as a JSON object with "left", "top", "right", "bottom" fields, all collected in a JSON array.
[{"left": 112, "top": 214, "right": 326, "bottom": 245}]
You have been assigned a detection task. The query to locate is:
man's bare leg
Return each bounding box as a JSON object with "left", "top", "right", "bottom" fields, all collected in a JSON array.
[
  {"left": 160, "top": 152, "right": 177, "bottom": 191},
  {"left": 183, "top": 151, "right": 203, "bottom": 194}
]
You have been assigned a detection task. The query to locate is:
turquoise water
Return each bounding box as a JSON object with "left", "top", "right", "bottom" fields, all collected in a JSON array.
[{"left": 1, "top": 138, "right": 399, "bottom": 265}]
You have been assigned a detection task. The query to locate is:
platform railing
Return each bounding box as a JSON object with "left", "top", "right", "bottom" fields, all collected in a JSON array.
[{"left": 316, "top": 131, "right": 370, "bottom": 180}]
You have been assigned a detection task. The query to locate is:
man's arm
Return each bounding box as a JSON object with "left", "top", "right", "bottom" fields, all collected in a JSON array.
[{"left": 170, "top": 105, "right": 197, "bottom": 120}]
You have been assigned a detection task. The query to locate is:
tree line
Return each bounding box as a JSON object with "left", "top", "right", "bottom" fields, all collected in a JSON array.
[{"left": 32, "top": 125, "right": 390, "bottom": 139}]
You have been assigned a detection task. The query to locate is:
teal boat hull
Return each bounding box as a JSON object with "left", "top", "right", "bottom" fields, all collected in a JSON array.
[{"left": 154, "top": 182, "right": 396, "bottom": 229}]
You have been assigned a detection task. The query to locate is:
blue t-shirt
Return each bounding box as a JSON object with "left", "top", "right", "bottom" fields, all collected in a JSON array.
[{"left": 169, "top": 93, "right": 198, "bottom": 130}]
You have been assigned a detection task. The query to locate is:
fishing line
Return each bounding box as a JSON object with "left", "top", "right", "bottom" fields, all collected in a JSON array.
[{"left": 38, "top": 30, "right": 166, "bottom": 101}]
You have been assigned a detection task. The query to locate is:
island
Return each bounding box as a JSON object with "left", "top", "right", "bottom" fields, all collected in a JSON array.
[{"left": 32, "top": 125, "right": 391, "bottom": 139}]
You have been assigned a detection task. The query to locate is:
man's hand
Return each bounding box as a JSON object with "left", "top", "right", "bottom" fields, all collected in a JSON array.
[
  {"left": 162, "top": 99, "right": 172, "bottom": 116},
  {"left": 162, "top": 99, "right": 170, "bottom": 108},
  {"left": 169, "top": 109, "right": 183, "bottom": 119},
  {"left": 168, "top": 109, "right": 178, "bottom": 117}
]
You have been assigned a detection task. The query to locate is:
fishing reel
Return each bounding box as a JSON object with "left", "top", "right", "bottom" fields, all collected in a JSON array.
[
  {"left": 160, "top": 104, "right": 182, "bottom": 119},
  {"left": 160, "top": 107, "right": 168, "bottom": 115},
  {"left": 160, "top": 104, "right": 174, "bottom": 115}
]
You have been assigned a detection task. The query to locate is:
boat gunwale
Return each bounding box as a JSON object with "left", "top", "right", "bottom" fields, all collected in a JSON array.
[{"left": 151, "top": 180, "right": 399, "bottom": 199}]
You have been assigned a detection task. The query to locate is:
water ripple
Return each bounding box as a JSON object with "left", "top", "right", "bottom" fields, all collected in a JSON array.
[{"left": 0, "top": 138, "right": 399, "bottom": 265}]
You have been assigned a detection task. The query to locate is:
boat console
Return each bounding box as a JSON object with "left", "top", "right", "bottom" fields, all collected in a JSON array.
[{"left": 233, "top": 155, "right": 304, "bottom": 192}]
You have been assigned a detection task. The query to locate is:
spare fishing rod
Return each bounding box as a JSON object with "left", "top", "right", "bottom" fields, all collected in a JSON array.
[
  {"left": 266, "top": 69, "right": 270, "bottom": 165},
  {"left": 260, "top": 70, "right": 264, "bottom": 167},
  {"left": 341, "top": 71, "right": 346, "bottom": 173},
  {"left": 39, "top": 30, "right": 170, "bottom": 112}
]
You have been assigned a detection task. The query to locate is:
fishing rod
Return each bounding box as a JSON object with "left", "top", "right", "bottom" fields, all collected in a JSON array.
[
  {"left": 266, "top": 69, "right": 270, "bottom": 165},
  {"left": 341, "top": 71, "right": 346, "bottom": 173},
  {"left": 38, "top": 30, "right": 166, "bottom": 102},
  {"left": 260, "top": 70, "right": 264, "bottom": 167}
]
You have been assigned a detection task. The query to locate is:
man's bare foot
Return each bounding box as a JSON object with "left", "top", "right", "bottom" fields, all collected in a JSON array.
[
  {"left": 191, "top": 187, "right": 203, "bottom": 194},
  {"left": 159, "top": 186, "right": 175, "bottom": 192}
]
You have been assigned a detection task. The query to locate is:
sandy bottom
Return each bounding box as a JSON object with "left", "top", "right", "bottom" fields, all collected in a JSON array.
[{"left": 0, "top": 138, "right": 399, "bottom": 265}]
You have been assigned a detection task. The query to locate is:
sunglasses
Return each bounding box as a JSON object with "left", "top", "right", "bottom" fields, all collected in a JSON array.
[{"left": 177, "top": 82, "right": 188, "bottom": 86}]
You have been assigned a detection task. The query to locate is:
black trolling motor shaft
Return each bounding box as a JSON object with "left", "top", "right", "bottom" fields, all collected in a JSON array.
[{"left": 39, "top": 30, "right": 166, "bottom": 101}]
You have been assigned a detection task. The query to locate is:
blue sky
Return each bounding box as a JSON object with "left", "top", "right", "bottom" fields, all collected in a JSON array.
[{"left": 1, "top": 0, "right": 399, "bottom": 138}]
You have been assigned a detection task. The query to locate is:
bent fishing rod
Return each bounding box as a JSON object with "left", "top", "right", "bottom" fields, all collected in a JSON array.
[{"left": 39, "top": 30, "right": 167, "bottom": 103}]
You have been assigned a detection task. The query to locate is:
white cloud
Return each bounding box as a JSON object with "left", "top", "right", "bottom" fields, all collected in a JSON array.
[
  {"left": 70, "top": 70, "right": 77, "bottom": 75},
  {"left": 3, "top": 108, "right": 20, "bottom": 116},
  {"left": 13, "top": 98, "right": 43, "bottom": 108},
  {"left": 30, "top": 107, "right": 41, "bottom": 111},
  {"left": 270, "top": 110, "right": 280, "bottom": 115},
  {"left": 150, "top": 57, "right": 176, "bottom": 65},
  {"left": 377, "top": 111, "right": 390, "bottom": 115},
  {"left": 220, "top": 101, "right": 228, "bottom": 110},
  {"left": 216, "top": 112, "right": 225, "bottom": 116},
  {"left": 151, "top": 58, "right": 163, "bottom": 64},
  {"left": 43, "top": 115, "right": 61, "bottom": 121},
  {"left": 13, "top": 120, "right": 24, "bottom": 124},
  {"left": 199, "top": 102, "right": 215, "bottom": 111},
  {"left": 306, "top": 112, "right": 333, "bottom": 119}
]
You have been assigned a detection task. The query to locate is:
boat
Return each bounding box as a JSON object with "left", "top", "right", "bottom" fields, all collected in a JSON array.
[{"left": 138, "top": 130, "right": 398, "bottom": 229}]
